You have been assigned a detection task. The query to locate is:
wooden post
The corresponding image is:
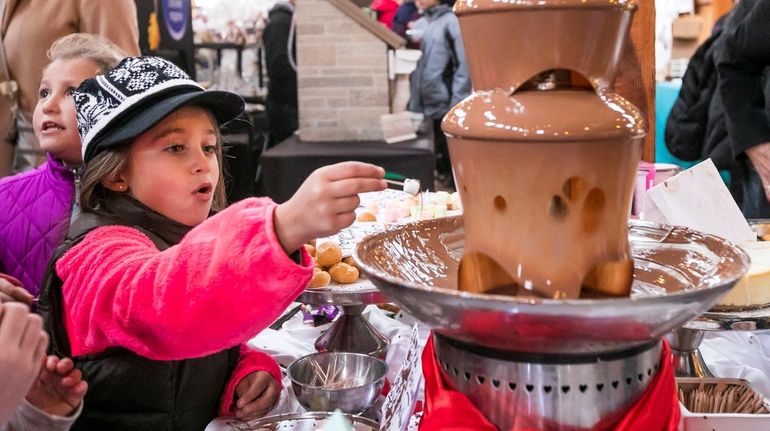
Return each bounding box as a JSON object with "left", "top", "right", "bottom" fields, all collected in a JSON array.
[{"left": 616, "top": 0, "right": 656, "bottom": 162}]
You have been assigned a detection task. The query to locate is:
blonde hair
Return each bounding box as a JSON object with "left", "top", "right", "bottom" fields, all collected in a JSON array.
[
  {"left": 80, "top": 107, "right": 228, "bottom": 218},
  {"left": 47, "top": 33, "right": 126, "bottom": 73}
]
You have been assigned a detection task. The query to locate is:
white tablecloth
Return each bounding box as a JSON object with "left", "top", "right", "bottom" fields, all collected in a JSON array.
[{"left": 221, "top": 304, "right": 430, "bottom": 421}]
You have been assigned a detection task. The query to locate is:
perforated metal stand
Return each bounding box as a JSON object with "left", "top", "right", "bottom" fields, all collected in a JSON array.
[
  {"left": 433, "top": 334, "right": 662, "bottom": 431},
  {"left": 298, "top": 288, "right": 390, "bottom": 359},
  {"left": 667, "top": 327, "right": 713, "bottom": 378},
  {"left": 314, "top": 304, "right": 389, "bottom": 359}
]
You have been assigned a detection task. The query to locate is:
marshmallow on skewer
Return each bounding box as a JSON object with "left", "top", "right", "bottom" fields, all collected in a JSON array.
[
  {"left": 384, "top": 178, "right": 421, "bottom": 195},
  {"left": 403, "top": 178, "right": 420, "bottom": 195}
]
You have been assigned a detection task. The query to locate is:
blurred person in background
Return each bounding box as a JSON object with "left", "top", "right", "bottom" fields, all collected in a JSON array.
[
  {"left": 371, "top": 0, "right": 400, "bottom": 29},
  {"left": 262, "top": 0, "right": 298, "bottom": 146},
  {"left": 664, "top": 0, "right": 770, "bottom": 217},
  {"left": 716, "top": 0, "right": 770, "bottom": 217},
  {"left": 392, "top": 0, "right": 421, "bottom": 49},
  {"left": 407, "top": 0, "right": 470, "bottom": 189},
  {"left": 0, "top": 0, "right": 140, "bottom": 177}
]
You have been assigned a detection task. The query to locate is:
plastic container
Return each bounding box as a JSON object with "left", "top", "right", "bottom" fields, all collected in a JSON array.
[{"left": 678, "top": 377, "right": 770, "bottom": 431}]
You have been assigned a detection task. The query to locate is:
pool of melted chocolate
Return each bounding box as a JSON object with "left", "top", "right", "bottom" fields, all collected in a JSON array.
[
  {"left": 359, "top": 216, "right": 738, "bottom": 298},
  {"left": 354, "top": 215, "right": 748, "bottom": 353}
]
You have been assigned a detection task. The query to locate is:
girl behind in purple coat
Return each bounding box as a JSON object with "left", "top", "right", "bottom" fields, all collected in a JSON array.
[{"left": 0, "top": 34, "right": 125, "bottom": 302}]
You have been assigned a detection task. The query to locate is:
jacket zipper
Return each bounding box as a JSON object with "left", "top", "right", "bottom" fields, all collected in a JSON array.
[{"left": 69, "top": 166, "right": 83, "bottom": 222}]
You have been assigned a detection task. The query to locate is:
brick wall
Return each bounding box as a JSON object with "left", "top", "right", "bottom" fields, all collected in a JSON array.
[{"left": 296, "top": 0, "right": 391, "bottom": 141}]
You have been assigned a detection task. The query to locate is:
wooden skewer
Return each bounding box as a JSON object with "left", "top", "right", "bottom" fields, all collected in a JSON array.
[
  {"left": 308, "top": 357, "right": 369, "bottom": 390},
  {"left": 681, "top": 382, "right": 770, "bottom": 414}
]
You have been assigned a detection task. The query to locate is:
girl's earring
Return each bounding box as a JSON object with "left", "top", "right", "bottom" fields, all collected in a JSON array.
[{"left": 119, "top": 185, "right": 126, "bottom": 191}]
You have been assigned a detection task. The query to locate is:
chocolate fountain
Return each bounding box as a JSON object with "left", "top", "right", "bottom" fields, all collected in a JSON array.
[{"left": 353, "top": 0, "right": 750, "bottom": 429}]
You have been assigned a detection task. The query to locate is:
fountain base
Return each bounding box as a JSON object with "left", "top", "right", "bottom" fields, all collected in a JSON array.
[{"left": 432, "top": 333, "right": 662, "bottom": 430}]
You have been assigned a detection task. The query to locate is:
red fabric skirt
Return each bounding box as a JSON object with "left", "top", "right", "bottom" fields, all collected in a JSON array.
[{"left": 419, "top": 334, "right": 680, "bottom": 431}]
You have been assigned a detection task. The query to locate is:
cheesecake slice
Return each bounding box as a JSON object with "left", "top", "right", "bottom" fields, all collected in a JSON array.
[{"left": 715, "top": 241, "right": 770, "bottom": 311}]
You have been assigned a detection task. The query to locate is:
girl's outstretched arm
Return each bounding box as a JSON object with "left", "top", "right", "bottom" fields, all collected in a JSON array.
[{"left": 58, "top": 198, "right": 313, "bottom": 360}]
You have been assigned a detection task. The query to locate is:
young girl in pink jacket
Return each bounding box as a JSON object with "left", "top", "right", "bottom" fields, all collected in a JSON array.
[{"left": 38, "top": 56, "right": 386, "bottom": 431}]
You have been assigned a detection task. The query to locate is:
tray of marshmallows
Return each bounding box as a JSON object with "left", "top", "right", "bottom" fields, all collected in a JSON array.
[
  {"left": 677, "top": 377, "right": 770, "bottom": 431},
  {"left": 299, "top": 187, "right": 463, "bottom": 294},
  {"left": 356, "top": 189, "right": 462, "bottom": 224}
]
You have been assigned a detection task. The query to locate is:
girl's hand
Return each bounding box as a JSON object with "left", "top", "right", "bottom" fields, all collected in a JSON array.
[
  {"left": 25, "top": 356, "right": 88, "bottom": 417},
  {"left": 233, "top": 371, "right": 278, "bottom": 419},
  {"left": 0, "top": 303, "right": 48, "bottom": 424},
  {"left": 747, "top": 142, "right": 770, "bottom": 201},
  {"left": 274, "top": 162, "right": 386, "bottom": 253}
]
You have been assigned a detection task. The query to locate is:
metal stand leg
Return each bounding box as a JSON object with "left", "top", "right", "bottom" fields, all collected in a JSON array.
[
  {"left": 314, "top": 304, "right": 389, "bottom": 359},
  {"left": 667, "top": 327, "right": 714, "bottom": 378}
]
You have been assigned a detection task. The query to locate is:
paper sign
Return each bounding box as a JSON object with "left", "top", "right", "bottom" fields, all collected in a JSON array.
[
  {"left": 380, "top": 324, "right": 423, "bottom": 431},
  {"left": 645, "top": 159, "right": 755, "bottom": 244}
]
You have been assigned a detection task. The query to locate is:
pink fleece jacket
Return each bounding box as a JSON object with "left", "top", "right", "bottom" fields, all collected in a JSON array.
[{"left": 55, "top": 197, "right": 313, "bottom": 415}]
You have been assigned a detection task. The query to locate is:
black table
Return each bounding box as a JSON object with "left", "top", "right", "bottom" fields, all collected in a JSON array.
[{"left": 258, "top": 133, "right": 435, "bottom": 203}]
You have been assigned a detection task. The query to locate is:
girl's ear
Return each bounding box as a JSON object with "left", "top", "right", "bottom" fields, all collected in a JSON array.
[{"left": 101, "top": 175, "right": 129, "bottom": 192}]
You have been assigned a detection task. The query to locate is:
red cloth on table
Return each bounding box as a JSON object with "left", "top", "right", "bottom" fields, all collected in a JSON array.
[{"left": 419, "top": 334, "right": 680, "bottom": 431}]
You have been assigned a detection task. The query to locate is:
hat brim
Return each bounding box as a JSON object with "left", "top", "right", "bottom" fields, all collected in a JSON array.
[{"left": 84, "top": 89, "right": 245, "bottom": 163}]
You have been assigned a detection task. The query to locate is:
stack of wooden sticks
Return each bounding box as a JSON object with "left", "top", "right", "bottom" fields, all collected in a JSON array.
[{"left": 679, "top": 380, "right": 769, "bottom": 414}]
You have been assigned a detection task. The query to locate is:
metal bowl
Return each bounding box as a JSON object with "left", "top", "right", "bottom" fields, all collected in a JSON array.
[
  {"left": 207, "top": 412, "right": 379, "bottom": 430},
  {"left": 354, "top": 217, "right": 749, "bottom": 355},
  {"left": 287, "top": 352, "right": 388, "bottom": 415}
]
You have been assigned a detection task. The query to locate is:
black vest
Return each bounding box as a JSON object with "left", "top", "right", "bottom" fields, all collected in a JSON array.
[{"left": 39, "top": 196, "right": 239, "bottom": 431}]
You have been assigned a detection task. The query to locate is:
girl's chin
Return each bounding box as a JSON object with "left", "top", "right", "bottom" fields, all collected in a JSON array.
[
  {"left": 42, "top": 147, "right": 82, "bottom": 166},
  {"left": 178, "top": 215, "right": 209, "bottom": 227},
  {"left": 165, "top": 209, "right": 210, "bottom": 227}
]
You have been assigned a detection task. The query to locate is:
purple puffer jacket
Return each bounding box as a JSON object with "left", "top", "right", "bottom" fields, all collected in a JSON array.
[{"left": 0, "top": 154, "right": 74, "bottom": 296}]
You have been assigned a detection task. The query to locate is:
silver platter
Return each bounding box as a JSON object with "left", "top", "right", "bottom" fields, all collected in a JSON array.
[
  {"left": 354, "top": 217, "right": 749, "bottom": 355},
  {"left": 686, "top": 307, "right": 770, "bottom": 331},
  {"left": 298, "top": 282, "right": 386, "bottom": 306},
  {"left": 207, "top": 412, "right": 378, "bottom": 431}
]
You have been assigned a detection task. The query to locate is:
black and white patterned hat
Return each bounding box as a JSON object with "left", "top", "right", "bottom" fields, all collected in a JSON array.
[{"left": 75, "top": 56, "right": 244, "bottom": 163}]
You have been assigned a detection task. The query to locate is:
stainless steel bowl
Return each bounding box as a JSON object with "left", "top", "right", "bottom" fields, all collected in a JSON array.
[
  {"left": 354, "top": 217, "right": 749, "bottom": 355},
  {"left": 287, "top": 352, "right": 388, "bottom": 415},
  {"left": 208, "top": 412, "right": 379, "bottom": 430}
]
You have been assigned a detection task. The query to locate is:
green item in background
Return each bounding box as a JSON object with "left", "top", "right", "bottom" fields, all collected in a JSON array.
[
  {"left": 384, "top": 171, "right": 407, "bottom": 181},
  {"left": 655, "top": 81, "right": 730, "bottom": 184}
]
